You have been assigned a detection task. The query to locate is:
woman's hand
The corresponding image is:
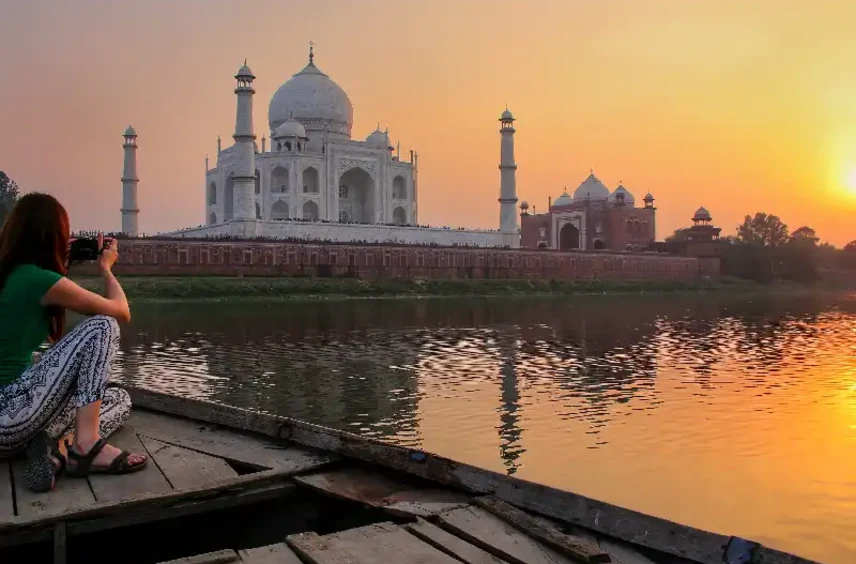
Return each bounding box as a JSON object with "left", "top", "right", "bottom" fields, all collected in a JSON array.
[{"left": 99, "top": 239, "right": 118, "bottom": 273}]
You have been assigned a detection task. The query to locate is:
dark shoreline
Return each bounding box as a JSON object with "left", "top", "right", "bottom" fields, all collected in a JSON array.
[{"left": 70, "top": 275, "right": 835, "bottom": 302}]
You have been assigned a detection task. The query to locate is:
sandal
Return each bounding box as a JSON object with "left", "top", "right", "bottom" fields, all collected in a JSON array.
[
  {"left": 65, "top": 438, "right": 148, "bottom": 477},
  {"left": 23, "top": 431, "right": 65, "bottom": 493}
]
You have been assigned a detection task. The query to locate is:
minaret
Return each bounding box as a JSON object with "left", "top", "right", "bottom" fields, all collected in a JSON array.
[
  {"left": 121, "top": 125, "right": 139, "bottom": 236},
  {"left": 231, "top": 61, "right": 257, "bottom": 222},
  {"left": 498, "top": 108, "right": 519, "bottom": 248}
]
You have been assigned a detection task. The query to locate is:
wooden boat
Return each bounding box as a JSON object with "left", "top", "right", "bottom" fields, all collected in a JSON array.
[{"left": 0, "top": 386, "right": 817, "bottom": 564}]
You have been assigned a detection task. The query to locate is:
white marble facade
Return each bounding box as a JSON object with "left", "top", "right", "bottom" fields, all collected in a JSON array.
[
  {"left": 159, "top": 46, "right": 517, "bottom": 248},
  {"left": 205, "top": 47, "right": 417, "bottom": 229}
]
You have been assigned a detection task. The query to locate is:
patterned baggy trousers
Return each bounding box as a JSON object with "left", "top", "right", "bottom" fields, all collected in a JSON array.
[{"left": 0, "top": 315, "right": 131, "bottom": 456}]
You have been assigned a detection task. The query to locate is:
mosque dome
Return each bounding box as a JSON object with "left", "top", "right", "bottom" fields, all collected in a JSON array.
[
  {"left": 552, "top": 190, "right": 573, "bottom": 207},
  {"left": 236, "top": 63, "right": 254, "bottom": 78},
  {"left": 519, "top": 201, "right": 529, "bottom": 211},
  {"left": 611, "top": 184, "right": 635, "bottom": 206},
  {"left": 274, "top": 118, "right": 307, "bottom": 139},
  {"left": 268, "top": 46, "right": 353, "bottom": 137},
  {"left": 124, "top": 125, "right": 137, "bottom": 136},
  {"left": 500, "top": 108, "right": 514, "bottom": 121},
  {"left": 365, "top": 127, "right": 390, "bottom": 149},
  {"left": 694, "top": 207, "right": 711, "bottom": 220},
  {"left": 573, "top": 173, "right": 610, "bottom": 200}
]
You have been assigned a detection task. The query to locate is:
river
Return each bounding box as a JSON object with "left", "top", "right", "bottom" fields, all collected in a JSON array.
[{"left": 116, "top": 293, "right": 856, "bottom": 563}]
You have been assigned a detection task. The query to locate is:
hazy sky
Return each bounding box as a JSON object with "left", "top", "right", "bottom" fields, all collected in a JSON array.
[{"left": 2, "top": 0, "right": 855, "bottom": 244}]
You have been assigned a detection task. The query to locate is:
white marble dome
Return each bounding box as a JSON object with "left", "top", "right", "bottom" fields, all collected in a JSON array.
[
  {"left": 611, "top": 184, "right": 635, "bottom": 206},
  {"left": 366, "top": 127, "right": 389, "bottom": 149},
  {"left": 274, "top": 118, "right": 307, "bottom": 139},
  {"left": 268, "top": 53, "right": 353, "bottom": 137},
  {"left": 124, "top": 125, "right": 137, "bottom": 137},
  {"left": 574, "top": 173, "right": 611, "bottom": 200},
  {"left": 552, "top": 191, "right": 573, "bottom": 207},
  {"left": 694, "top": 207, "right": 711, "bottom": 220}
]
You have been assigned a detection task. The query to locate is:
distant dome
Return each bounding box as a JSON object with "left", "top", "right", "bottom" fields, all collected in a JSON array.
[
  {"left": 644, "top": 192, "right": 655, "bottom": 201},
  {"left": 124, "top": 125, "right": 137, "bottom": 136},
  {"left": 519, "top": 201, "right": 529, "bottom": 210},
  {"left": 236, "top": 63, "right": 254, "bottom": 78},
  {"left": 611, "top": 184, "right": 635, "bottom": 206},
  {"left": 268, "top": 47, "right": 353, "bottom": 137},
  {"left": 694, "top": 207, "right": 712, "bottom": 220},
  {"left": 365, "top": 127, "right": 390, "bottom": 149},
  {"left": 500, "top": 108, "right": 514, "bottom": 121},
  {"left": 274, "top": 118, "right": 307, "bottom": 139},
  {"left": 573, "top": 173, "right": 610, "bottom": 200},
  {"left": 552, "top": 191, "right": 573, "bottom": 207}
]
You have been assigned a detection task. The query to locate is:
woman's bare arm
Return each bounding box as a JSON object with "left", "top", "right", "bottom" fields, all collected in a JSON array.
[{"left": 40, "top": 240, "right": 131, "bottom": 323}]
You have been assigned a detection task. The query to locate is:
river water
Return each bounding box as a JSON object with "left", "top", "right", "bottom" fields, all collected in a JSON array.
[{"left": 116, "top": 293, "right": 856, "bottom": 563}]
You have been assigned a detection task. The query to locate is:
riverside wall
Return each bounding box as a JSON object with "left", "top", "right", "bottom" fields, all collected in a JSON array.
[{"left": 74, "top": 239, "right": 720, "bottom": 280}]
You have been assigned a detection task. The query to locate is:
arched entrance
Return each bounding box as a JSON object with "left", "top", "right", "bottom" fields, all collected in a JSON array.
[
  {"left": 224, "top": 175, "right": 234, "bottom": 221},
  {"left": 338, "top": 167, "right": 375, "bottom": 223},
  {"left": 271, "top": 200, "right": 289, "bottom": 220},
  {"left": 392, "top": 206, "right": 407, "bottom": 225},
  {"left": 593, "top": 239, "right": 605, "bottom": 250},
  {"left": 303, "top": 200, "right": 319, "bottom": 221},
  {"left": 559, "top": 223, "right": 580, "bottom": 250}
]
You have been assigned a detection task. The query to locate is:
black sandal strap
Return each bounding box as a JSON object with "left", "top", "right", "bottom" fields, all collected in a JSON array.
[
  {"left": 67, "top": 438, "right": 108, "bottom": 475},
  {"left": 107, "top": 450, "right": 131, "bottom": 473}
]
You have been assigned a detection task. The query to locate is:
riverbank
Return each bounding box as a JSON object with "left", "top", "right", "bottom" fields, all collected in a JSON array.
[{"left": 68, "top": 274, "right": 812, "bottom": 301}]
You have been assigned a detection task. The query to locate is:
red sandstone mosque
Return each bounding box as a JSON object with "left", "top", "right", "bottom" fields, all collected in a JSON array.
[{"left": 519, "top": 173, "right": 656, "bottom": 251}]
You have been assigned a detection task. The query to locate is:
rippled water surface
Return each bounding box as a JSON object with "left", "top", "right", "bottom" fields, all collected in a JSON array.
[{"left": 116, "top": 294, "right": 856, "bottom": 563}]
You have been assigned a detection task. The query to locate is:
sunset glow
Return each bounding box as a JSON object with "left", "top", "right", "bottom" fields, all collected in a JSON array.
[{"left": 1, "top": 0, "right": 855, "bottom": 244}]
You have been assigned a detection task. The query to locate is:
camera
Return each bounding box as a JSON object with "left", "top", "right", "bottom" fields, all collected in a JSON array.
[{"left": 68, "top": 237, "right": 112, "bottom": 263}]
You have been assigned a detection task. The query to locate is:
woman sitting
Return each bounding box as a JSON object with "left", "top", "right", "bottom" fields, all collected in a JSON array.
[{"left": 0, "top": 193, "right": 147, "bottom": 492}]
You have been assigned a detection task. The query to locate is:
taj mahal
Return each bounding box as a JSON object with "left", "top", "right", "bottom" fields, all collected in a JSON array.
[{"left": 120, "top": 45, "right": 660, "bottom": 251}]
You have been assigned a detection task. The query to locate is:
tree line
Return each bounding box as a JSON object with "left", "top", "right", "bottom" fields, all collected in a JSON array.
[{"left": 718, "top": 212, "right": 855, "bottom": 283}]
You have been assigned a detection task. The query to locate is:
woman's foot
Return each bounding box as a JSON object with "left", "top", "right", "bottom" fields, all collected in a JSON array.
[
  {"left": 65, "top": 438, "right": 147, "bottom": 476},
  {"left": 23, "top": 431, "right": 65, "bottom": 493}
]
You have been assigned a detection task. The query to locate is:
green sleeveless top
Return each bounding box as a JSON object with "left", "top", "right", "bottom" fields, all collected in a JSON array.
[{"left": 0, "top": 264, "right": 63, "bottom": 386}]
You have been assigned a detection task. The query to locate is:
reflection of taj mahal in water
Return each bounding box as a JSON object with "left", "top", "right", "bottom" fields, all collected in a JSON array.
[{"left": 120, "top": 44, "right": 668, "bottom": 250}]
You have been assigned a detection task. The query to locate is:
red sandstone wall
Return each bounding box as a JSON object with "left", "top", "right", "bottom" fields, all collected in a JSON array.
[{"left": 71, "top": 239, "right": 719, "bottom": 281}]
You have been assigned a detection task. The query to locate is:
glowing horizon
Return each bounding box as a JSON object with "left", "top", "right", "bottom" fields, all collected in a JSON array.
[{"left": 1, "top": 0, "right": 855, "bottom": 245}]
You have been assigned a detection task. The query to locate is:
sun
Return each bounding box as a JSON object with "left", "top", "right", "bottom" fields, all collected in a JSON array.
[{"left": 847, "top": 168, "right": 856, "bottom": 193}]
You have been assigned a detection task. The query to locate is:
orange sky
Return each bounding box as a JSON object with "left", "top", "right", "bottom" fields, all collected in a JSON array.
[{"left": 1, "top": 0, "right": 855, "bottom": 245}]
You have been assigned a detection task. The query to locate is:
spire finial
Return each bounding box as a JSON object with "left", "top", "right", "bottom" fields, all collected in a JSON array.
[
  {"left": 309, "top": 41, "right": 314, "bottom": 65},
  {"left": 244, "top": 58, "right": 247, "bottom": 66}
]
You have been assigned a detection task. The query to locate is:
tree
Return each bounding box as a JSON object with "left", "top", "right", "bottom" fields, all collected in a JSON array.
[
  {"left": 0, "top": 171, "right": 20, "bottom": 225},
  {"left": 736, "top": 212, "right": 789, "bottom": 247},
  {"left": 845, "top": 240, "right": 856, "bottom": 252},
  {"left": 789, "top": 226, "right": 819, "bottom": 246}
]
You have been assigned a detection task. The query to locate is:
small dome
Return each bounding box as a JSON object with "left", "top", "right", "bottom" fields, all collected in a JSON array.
[
  {"left": 274, "top": 118, "right": 307, "bottom": 139},
  {"left": 365, "top": 127, "right": 390, "bottom": 149},
  {"left": 236, "top": 63, "right": 254, "bottom": 78},
  {"left": 552, "top": 191, "right": 574, "bottom": 207},
  {"left": 124, "top": 125, "right": 137, "bottom": 137},
  {"left": 520, "top": 201, "right": 529, "bottom": 210},
  {"left": 573, "top": 172, "right": 610, "bottom": 200},
  {"left": 644, "top": 192, "right": 655, "bottom": 201},
  {"left": 611, "top": 184, "right": 635, "bottom": 206},
  {"left": 500, "top": 108, "right": 514, "bottom": 121},
  {"left": 694, "top": 207, "right": 711, "bottom": 220}
]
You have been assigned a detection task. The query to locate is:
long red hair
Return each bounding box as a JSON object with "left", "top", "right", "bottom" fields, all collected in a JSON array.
[{"left": 0, "top": 193, "right": 70, "bottom": 342}]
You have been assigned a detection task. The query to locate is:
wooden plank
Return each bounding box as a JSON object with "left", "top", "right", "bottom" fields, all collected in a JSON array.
[
  {"left": 473, "top": 496, "right": 608, "bottom": 563},
  {"left": 140, "top": 436, "right": 238, "bottom": 490},
  {"left": 238, "top": 542, "right": 302, "bottom": 564},
  {"left": 129, "top": 409, "right": 338, "bottom": 472},
  {"left": 287, "top": 522, "right": 461, "bottom": 564},
  {"left": 158, "top": 549, "right": 241, "bottom": 563},
  {"left": 12, "top": 458, "right": 96, "bottom": 519},
  {"left": 405, "top": 518, "right": 509, "bottom": 564},
  {"left": 0, "top": 464, "right": 296, "bottom": 538},
  {"left": 437, "top": 506, "right": 578, "bottom": 564},
  {"left": 87, "top": 425, "right": 172, "bottom": 503},
  {"left": 596, "top": 538, "right": 656, "bottom": 564},
  {"left": 0, "top": 462, "right": 14, "bottom": 517},
  {"left": 294, "top": 467, "right": 470, "bottom": 518},
  {"left": 126, "top": 386, "right": 821, "bottom": 564}
]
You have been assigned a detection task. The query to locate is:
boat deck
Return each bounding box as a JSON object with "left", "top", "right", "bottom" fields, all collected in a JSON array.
[{"left": 0, "top": 408, "right": 662, "bottom": 564}]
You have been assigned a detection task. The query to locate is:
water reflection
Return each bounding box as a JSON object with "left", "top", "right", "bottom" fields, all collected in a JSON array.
[{"left": 116, "top": 293, "right": 856, "bottom": 564}]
